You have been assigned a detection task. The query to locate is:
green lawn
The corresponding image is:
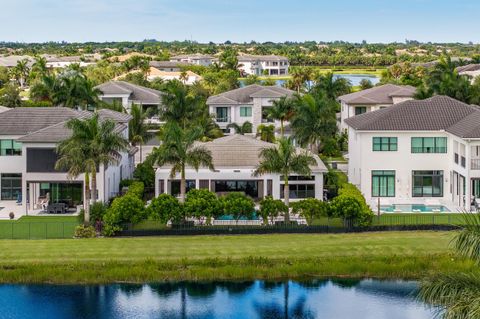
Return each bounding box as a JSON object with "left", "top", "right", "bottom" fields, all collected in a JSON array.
[
  {"left": 0, "top": 231, "right": 473, "bottom": 284},
  {"left": 0, "top": 216, "right": 79, "bottom": 239}
]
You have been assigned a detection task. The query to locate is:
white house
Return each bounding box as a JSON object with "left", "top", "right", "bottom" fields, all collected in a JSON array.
[
  {"left": 238, "top": 54, "right": 289, "bottom": 76},
  {"left": 456, "top": 64, "right": 480, "bottom": 83},
  {"left": 0, "top": 107, "right": 135, "bottom": 219},
  {"left": 169, "top": 54, "right": 215, "bottom": 66},
  {"left": 338, "top": 84, "right": 416, "bottom": 132},
  {"left": 149, "top": 61, "right": 189, "bottom": 72},
  {"left": 155, "top": 134, "right": 327, "bottom": 201},
  {"left": 146, "top": 67, "right": 202, "bottom": 85},
  {"left": 345, "top": 95, "right": 480, "bottom": 212},
  {"left": 45, "top": 56, "right": 96, "bottom": 69},
  {"left": 206, "top": 84, "right": 295, "bottom": 134}
]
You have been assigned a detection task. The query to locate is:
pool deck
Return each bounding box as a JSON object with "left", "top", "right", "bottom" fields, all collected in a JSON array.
[{"left": 371, "top": 199, "right": 464, "bottom": 214}]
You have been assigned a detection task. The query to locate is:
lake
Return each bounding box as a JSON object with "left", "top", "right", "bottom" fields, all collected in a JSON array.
[
  {"left": 240, "top": 73, "right": 380, "bottom": 88},
  {"left": 0, "top": 279, "right": 435, "bottom": 319}
]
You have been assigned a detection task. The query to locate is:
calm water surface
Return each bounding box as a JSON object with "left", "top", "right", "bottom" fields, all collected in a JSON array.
[
  {"left": 0, "top": 279, "right": 435, "bottom": 319},
  {"left": 240, "top": 74, "right": 380, "bottom": 88}
]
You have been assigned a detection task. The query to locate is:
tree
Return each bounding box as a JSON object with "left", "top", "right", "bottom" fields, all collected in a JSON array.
[
  {"left": 359, "top": 79, "right": 373, "bottom": 90},
  {"left": 244, "top": 75, "right": 261, "bottom": 85},
  {"left": 151, "top": 122, "right": 214, "bottom": 203},
  {"left": 329, "top": 196, "right": 363, "bottom": 228},
  {"left": 256, "top": 124, "right": 275, "bottom": 143},
  {"left": 418, "top": 213, "right": 480, "bottom": 318},
  {"left": 128, "top": 104, "right": 153, "bottom": 163},
  {"left": 30, "top": 56, "right": 49, "bottom": 82},
  {"left": 219, "top": 48, "right": 241, "bottom": 71},
  {"left": 258, "top": 196, "right": 288, "bottom": 225},
  {"left": 30, "top": 73, "right": 56, "bottom": 103},
  {"left": 253, "top": 137, "right": 316, "bottom": 222},
  {"left": 219, "top": 192, "right": 255, "bottom": 223},
  {"left": 184, "top": 189, "right": 221, "bottom": 224},
  {"left": 286, "top": 67, "right": 313, "bottom": 93},
  {"left": 160, "top": 80, "right": 202, "bottom": 129},
  {"left": 290, "top": 198, "right": 328, "bottom": 225},
  {"left": 0, "top": 83, "right": 22, "bottom": 108},
  {"left": 133, "top": 161, "right": 155, "bottom": 189},
  {"left": 227, "top": 121, "right": 253, "bottom": 135},
  {"left": 290, "top": 94, "right": 338, "bottom": 154},
  {"left": 56, "top": 114, "right": 129, "bottom": 224},
  {"left": 310, "top": 72, "right": 351, "bottom": 100},
  {"left": 12, "top": 59, "right": 30, "bottom": 88},
  {"left": 265, "top": 96, "right": 295, "bottom": 137},
  {"left": 147, "top": 194, "right": 182, "bottom": 224}
]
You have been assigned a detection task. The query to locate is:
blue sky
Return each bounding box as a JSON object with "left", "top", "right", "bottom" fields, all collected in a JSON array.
[{"left": 1, "top": 0, "right": 479, "bottom": 43}]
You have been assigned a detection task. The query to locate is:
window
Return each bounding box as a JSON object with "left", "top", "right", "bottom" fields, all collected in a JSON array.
[
  {"left": 170, "top": 180, "right": 196, "bottom": 197},
  {"left": 1, "top": 173, "right": 22, "bottom": 200},
  {"left": 372, "top": 137, "right": 397, "bottom": 151},
  {"left": 412, "top": 171, "right": 443, "bottom": 197},
  {"left": 214, "top": 180, "right": 258, "bottom": 198},
  {"left": 0, "top": 140, "right": 22, "bottom": 156},
  {"left": 371, "top": 171, "right": 395, "bottom": 197},
  {"left": 355, "top": 106, "right": 367, "bottom": 115},
  {"left": 280, "top": 184, "right": 315, "bottom": 199},
  {"left": 215, "top": 107, "right": 229, "bottom": 122},
  {"left": 240, "top": 106, "right": 252, "bottom": 117},
  {"left": 280, "top": 176, "right": 315, "bottom": 181},
  {"left": 411, "top": 137, "right": 447, "bottom": 153}
]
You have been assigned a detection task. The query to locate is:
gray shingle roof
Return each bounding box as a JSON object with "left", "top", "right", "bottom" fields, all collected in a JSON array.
[
  {"left": 170, "top": 54, "right": 214, "bottom": 60},
  {"left": 95, "top": 81, "right": 163, "bottom": 105},
  {"left": 456, "top": 64, "right": 480, "bottom": 73},
  {"left": 206, "top": 85, "right": 295, "bottom": 105},
  {"left": 338, "top": 84, "right": 416, "bottom": 105},
  {"left": 149, "top": 61, "right": 189, "bottom": 68},
  {"left": 97, "top": 109, "right": 132, "bottom": 123},
  {"left": 344, "top": 96, "right": 480, "bottom": 138}
]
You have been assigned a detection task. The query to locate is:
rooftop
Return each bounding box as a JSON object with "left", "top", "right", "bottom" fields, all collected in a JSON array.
[
  {"left": 456, "top": 64, "right": 480, "bottom": 73},
  {"left": 149, "top": 60, "right": 189, "bottom": 68},
  {"left": 206, "top": 84, "right": 295, "bottom": 105},
  {"left": 170, "top": 53, "right": 214, "bottom": 60},
  {"left": 238, "top": 54, "right": 289, "bottom": 62},
  {"left": 338, "top": 84, "right": 416, "bottom": 105},
  {"left": 95, "top": 81, "right": 163, "bottom": 105}
]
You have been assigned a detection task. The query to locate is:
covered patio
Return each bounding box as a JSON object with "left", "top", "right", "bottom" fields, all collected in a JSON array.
[{"left": 26, "top": 181, "right": 84, "bottom": 215}]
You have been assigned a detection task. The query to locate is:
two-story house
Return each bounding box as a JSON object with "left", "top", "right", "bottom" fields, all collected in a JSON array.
[
  {"left": 338, "top": 84, "right": 416, "bottom": 132},
  {"left": 169, "top": 54, "right": 215, "bottom": 66},
  {"left": 238, "top": 55, "right": 289, "bottom": 76},
  {"left": 0, "top": 107, "right": 135, "bottom": 218},
  {"left": 206, "top": 84, "right": 295, "bottom": 134},
  {"left": 345, "top": 95, "right": 480, "bottom": 212}
]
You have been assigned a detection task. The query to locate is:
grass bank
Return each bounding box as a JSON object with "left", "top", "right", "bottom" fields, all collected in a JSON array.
[{"left": 0, "top": 231, "right": 473, "bottom": 284}]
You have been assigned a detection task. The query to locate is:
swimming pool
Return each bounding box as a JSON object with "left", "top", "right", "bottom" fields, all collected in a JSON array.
[{"left": 380, "top": 204, "right": 450, "bottom": 213}]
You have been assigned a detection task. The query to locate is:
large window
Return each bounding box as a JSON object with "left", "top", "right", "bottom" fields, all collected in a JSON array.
[
  {"left": 412, "top": 171, "right": 444, "bottom": 197},
  {"left": 0, "top": 140, "right": 22, "bottom": 156},
  {"left": 214, "top": 180, "right": 258, "bottom": 198},
  {"left": 355, "top": 106, "right": 367, "bottom": 115},
  {"left": 171, "top": 180, "right": 196, "bottom": 197},
  {"left": 240, "top": 106, "right": 252, "bottom": 117},
  {"left": 1, "top": 173, "right": 21, "bottom": 200},
  {"left": 372, "top": 137, "right": 397, "bottom": 151},
  {"left": 39, "top": 182, "right": 83, "bottom": 207},
  {"left": 280, "top": 184, "right": 315, "bottom": 199},
  {"left": 371, "top": 170, "right": 395, "bottom": 197},
  {"left": 216, "top": 107, "right": 229, "bottom": 122},
  {"left": 411, "top": 137, "right": 447, "bottom": 153}
]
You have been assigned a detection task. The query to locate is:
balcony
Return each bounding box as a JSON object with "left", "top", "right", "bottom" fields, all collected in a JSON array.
[
  {"left": 215, "top": 116, "right": 231, "bottom": 123},
  {"left": 472, "top": 159, "right": 480, "bottom": 170}
]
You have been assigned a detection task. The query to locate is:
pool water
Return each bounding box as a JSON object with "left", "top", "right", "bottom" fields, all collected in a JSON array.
[{"left": 381, "top": 204, "right": 450, "bottom": 213}]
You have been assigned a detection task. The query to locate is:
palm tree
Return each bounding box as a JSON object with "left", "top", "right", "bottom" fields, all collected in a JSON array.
[
  {"left": 160, "top": 80, "right": 201, "bottom": 129},
  {"left": 265, "top": 97, "right": 295, "bottom": 137},
  {"left": 195, "top": 111, "right": 224, "bottom": 141},
  {"left": 310, "top": 72, "right": 351, "bottom": 100},
  {"left": 256, "top": 124, "right": 275, "bottom": 143},
  {"left": 253, "top": 137, "right": 315, "bottom": 222},
  {"left": 56, "top": 114, "right": 129, "bottom": 224},
  {"left": 151, "top": 122, "right": 214, "bottom": 203},
  {"left": 129, "top": 104, "right": 153, "bottom": 163},
  {"left": 53, "top": 70, "right": 100, "bottom": 109},
  {"left": 418, "top": 213, "right": 480, "bottom": 319},
  {"left": 227, "top": 121, "right": 253, "bottom": 135},
  {"left": 30, "top": 56, "right": 49, "bottom": 81},
  {"left": 290, "top": 94, "right": 338, "bottom": 154},
  {"left": 286, "top": 67, "right": 313, "bottom": 93},
  {"left": 30, "top": 73, "right": 56, "bottom": 103},
  {"left": 12, "top": 59, "right": 30, "bottom": 88}
]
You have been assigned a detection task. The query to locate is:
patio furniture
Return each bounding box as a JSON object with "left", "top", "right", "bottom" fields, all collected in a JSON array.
[{"left": 47, "top": 203, "right": 68, "bottom": 214}]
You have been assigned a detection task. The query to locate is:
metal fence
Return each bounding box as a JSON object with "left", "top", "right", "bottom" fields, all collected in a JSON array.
[{"left": 0, "top": 222, "right": 78, "bottom": 239}]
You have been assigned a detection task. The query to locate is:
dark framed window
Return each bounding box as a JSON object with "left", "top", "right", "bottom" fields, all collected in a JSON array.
[
  {"left": 1, "top": 173, "right": 22, "bottom": 200},
  {"left": 215, "top": 107, "right": 229, "bottom": 122},
  {"left": 214, "top": 180, "right": 258, "bottom": 198},
  {"left": 280, "top": 184, "right": 315, "bottom": 199},
  {"left": 355, "top": 106, "right": 367, "bottom": 115},
  {"left": 371, "top": 170, "right": 395, "bottom": 197},
  {"left": 412, "top": 170, "right": 443, "bottom": 197},
  {"left": 0, "top": 140, "right": 22, "bottom": 156},
  {"left": 239, "top": 106, "right": 252, "bottom": 117},
  {"left": 170, "top": 180, "right": 196, "bottom": 197},
  {"left": 411, "top": 137, "right": 447, "bottom": 153},
  {"left": 280, "top": 176, "right": 315, "bottom": 181},
  {"left": 372, "top": 137, "right": 397, "bottom": 151}
]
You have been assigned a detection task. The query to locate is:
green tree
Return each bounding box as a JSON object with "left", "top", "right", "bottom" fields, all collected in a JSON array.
[
  {"left": 0, "top": 83, "right": 22, "bottom": 108},
  {"left": 151, "top": 123, "right": 214, "bottom": 203},
  {"left": 310, "top": 72, "right": 351, "bottom": 100},
  {"left": 359, "top": 79, "right": 373, "bottom": 90},
  {"left": 160, "top": 80, "right": 202, "bottom": 129},
  {"left": 128, "top": 104, "right": 153, "bottom": 163},
  {"left": 227, "top": 121, "right": 253, "bottom": 135},
  {"left": 253, "top": 137, "right": 316, "bottom": 222},
  {"left": 147, "top": 194, "right": 182, "bottom": 224},
  {"left": 56, "top": 114, "right": 129, "bottom": 224},
  {"left": 244, "top": 75, "right": 261, "bottom": 85},
  {"left": 30, "top": 73, "right": 56, "bottom": 103},
  {"left": 184, "top": 189, "right": 221, "bottom": 224},
  {"left": 133, "top": 161, "right": 155, "bottom": 189},
  {"left": 256, "top": 124, "right": 275, "bottom": 143},
  {"left": 219, "top": 192, "right": 255, "bottom": 223},
  {"left": 265, "top": 96, "right": 295, "bottom": 137},
  {"left": 12, "top": 59, "right": 30, "bottom": 88},
  {"left": 290, "top": 198, "right": 328, "bottom": 225},
  {"left": 258, "top": 196, "right": 288, "bottom": 225}
]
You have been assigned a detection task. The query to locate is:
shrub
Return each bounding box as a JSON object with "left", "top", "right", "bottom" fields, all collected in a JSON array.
[
  {"left": 77, "top": 202, "right": 109, "bottom": 224},
  {"left": 133, "top": 162, "right": 155, "bottom": 188},
  {"left": 184, "top": 189, "right": 222, "bottom": 224},
  {"left": 220, "top": 192, "right": 255, "bottom": 222},
  {"left": 119, "top": 179, "right": 135, "bottom": 188},
  {"left": 258, "top": 196, "right": 288, "bottom": 225},
  {"left": 290, "top": 198, "right": 328, "bottom": 225},
  {"left": 338, "top": 183, "right": 371, "bottom": 215},
  {"left": 74, "top": 225, "right": 96, "bottom": 238},
  {"left": 329, "top": 195, "right": 373, "bottom": 227},
  {"left": 147, "top": 193, "right": 183, "bottom": 224},
  {"left": 103, "top": 194, "right": 146, "bottom": 233},
  {"left": 126, "top": 181, "right": 144, "bottom": 199}
]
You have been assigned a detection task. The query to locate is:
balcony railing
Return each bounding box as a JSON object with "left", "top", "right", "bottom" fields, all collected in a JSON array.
[
  {"left": 215, "top": 117, "right": 231, "bottom": 123},
  {"left": 472, "top": 159, "right": 480, "bottom": 170}
]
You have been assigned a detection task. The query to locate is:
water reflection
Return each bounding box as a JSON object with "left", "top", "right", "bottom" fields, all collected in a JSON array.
[{"left": 0, "top": 279, "right": 434, "bottom": 319}]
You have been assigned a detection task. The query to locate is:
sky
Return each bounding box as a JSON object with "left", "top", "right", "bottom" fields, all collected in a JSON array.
[{"left": 1, "top": 0, "right": 479, "bottom": 43}]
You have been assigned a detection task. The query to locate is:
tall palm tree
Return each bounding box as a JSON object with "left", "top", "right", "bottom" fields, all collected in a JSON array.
[
  {"left": 12, "top": 59, "right": 30, "bottom": 88},
  {"left": 418, "top": 213, "right": 480, "bottom": 319},
  {"left": 160, "top": 80, "right": 201, "bottom": 129},
  {"left": 56, "top": 114, "right": 129, "bottom": 224},
  {"left": 129, "top": 104, "right": 153, "bottom": 163},
  {"left": 290, "top": 94, "right": 338, "bottom": 154},
  {"left": 256, "top": 124, "right": 275, "bottom": 143},
  {"left": 227, "top": 121, "right": 252, "bottom": 135},
  {"left": 195, "top": 110, "right": 224, "bottom": 141},
  {"left": 30, "top": 56, "right": 49, "bottom": 82},
  {"left": 287, "top": 67, "right": 313, "bottom": 93},
  {"left": 253, "top": 137, "right": 315, "bottom": 222},
  {"left": 265, "top": 96, "right": 295, "bottom": 137},
  {"left": 30, "top": 73, "right": 57, "bottom": 103},
  {"left": 151, "top": 122, "right": 214, "bottom": 203},
  {"left": 310, "top": 72, "right": 351, "bottom": 100}
]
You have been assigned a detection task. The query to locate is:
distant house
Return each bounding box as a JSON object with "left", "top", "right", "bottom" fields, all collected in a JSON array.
[
  {"left": 155, "top": 134, "right": 327, "bottom": 202},
  {"left": 149, "top": 60, "right": 189, "bottom": 72},
  {"left": 338, "top": 84, "right": 416, "bottom": 132},
  {"left": 456, "top": 64, "right": 480, "bottom": 83},
  {"left": 170, "top": 54, "right": 215, "bottom": 66},
  {"left": 147, "top": 67, "right": 202, "bottom": 85},
  {"left": 95, "top": 81, "right": 163, "bottom": 114},
  {"left": 238, "top": 54, "right": 289, "bottom": 76},
  {"left": 206, "top": 84, "right": 295, "bottom": 134},
  {"left": 45, "top": 56, "right": 96, "bottom": 69},
  {"left": 0, "top": 55, "right": 35, "bottom": 68}
]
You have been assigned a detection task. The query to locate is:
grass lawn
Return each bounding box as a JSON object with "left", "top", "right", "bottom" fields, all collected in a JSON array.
[
  {"left": 0, "top": 216, "right": 79, "bottom": 239},
  {"left": 0, "top": 231, "right": 473, "bottom": 284}
]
